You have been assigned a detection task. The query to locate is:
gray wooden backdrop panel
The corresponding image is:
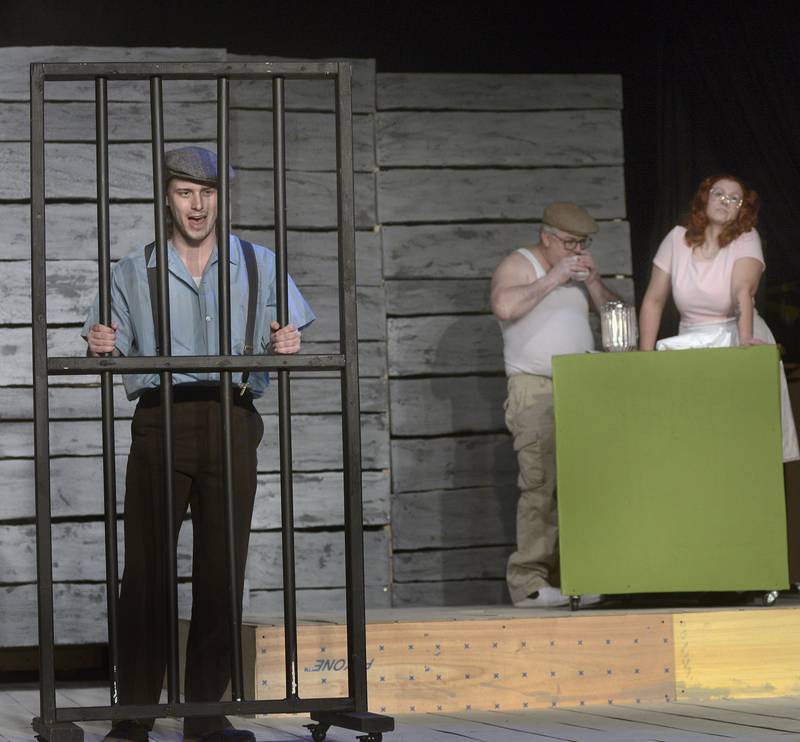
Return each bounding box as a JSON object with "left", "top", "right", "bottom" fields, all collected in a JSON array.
[
  {"left": 392, "top": 580, "right": 508, "bottom": 607},
  {"left": 385, "top": 277, "right": 634, "bottom": 317},
  {"left": 0, "top": 48, "right": 374, "bottom": 110},
  {"left": 0, "top": 266, "right": 386, "bottom": 339},
  {"left": 375, "top": 70, "right": 629, "bottom": 608},
  {"left": 377, "top": 73, "right": 622, "bottom": 110},
  {"left": 392, "top": 487, "right": 517, "bottom": 550},
  {"left": 0, "top": 456, "right": 389, "bottom": 528},
  {"left": 1, "top": 106, "right": 376, "bottom": 172},
  {"left": 377, "top": 110, "right": 623, "bottom": 167},
  {"left": 0, "top": 204, "right": 382, "bottom": 269},
  {"left": 0, "top": 378, "right": 385, "bottom": 421},
  {"left": 0, "top": 46, "right": 226, "bottom": 101},
  {"left": 387, "top": 315, "right": 503, "bottom": 376},
  {"left": 378, "top": 166, "right": 626, "bottom": 224},
  {"left": 382, "top": 221, "right": 632, "bottom": 278},
  {"left": 231, "top": 170, "right": 377, "bottom": 229},
  {"left": 389, "top": 377, "right": 506, "bottom": 436},
  {"left": 0, "top": 46, "right": 391, "bottom": 646},
  {"left": 393, "top": 545, "right": 511, "bottom": 583},
  {"left": 226, "top": 55, "right": 376, "bottom": 113},
  {"left": 230, "top": 111, "right": 376, "bottom": 171},
  {"left": 0, "top": 48, "right": 630, "bottom": 641},
  {"left": 391, "top": 434, "right": 516, "bottom": 493},
  {"left": 247, "top": 584, "right": 391, "bottom": 618},
  {"left": 0, "top": 143, "right": 377, "bottom": 227},
  {"left": 0, "top": 414, "right": 389, "bottom": 470}
]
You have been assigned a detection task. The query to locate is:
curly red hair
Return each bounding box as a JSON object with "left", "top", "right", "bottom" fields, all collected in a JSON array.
[{"left": 683, "top": 175, "right": 760, "bottom": 248}]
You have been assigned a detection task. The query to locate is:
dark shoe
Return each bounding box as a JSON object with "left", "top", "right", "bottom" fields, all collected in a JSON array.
[
  {"left": 105, "top": 720, "right": 149, "bottom": 742},
  {"left": 193, "top": 730, "right": 256, "bottom": 742}
]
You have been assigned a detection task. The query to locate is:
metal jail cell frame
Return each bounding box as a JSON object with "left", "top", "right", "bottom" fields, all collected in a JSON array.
[{"left": 29, "top": 61, "right": 393, "bottom": 742}]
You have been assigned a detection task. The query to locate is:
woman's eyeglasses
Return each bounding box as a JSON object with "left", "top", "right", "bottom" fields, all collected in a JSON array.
[{"left": 710, "top": 189, "right": 743, "bottom": 208}]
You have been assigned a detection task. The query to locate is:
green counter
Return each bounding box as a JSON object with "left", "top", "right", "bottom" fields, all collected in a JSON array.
[{"left": 552, "top": 346, "right": 788, "bottom": 595}]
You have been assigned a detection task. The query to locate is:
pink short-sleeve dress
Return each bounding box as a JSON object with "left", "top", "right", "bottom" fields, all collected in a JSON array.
[{"left": 653, "top": 225, "right": 799, "bottom": 462}]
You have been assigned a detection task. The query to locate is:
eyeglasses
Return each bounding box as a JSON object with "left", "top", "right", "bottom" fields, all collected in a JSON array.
[
  {"left": 549, "top": 232, "right": 592, "bottom": 251},
  {"left": 710, "top": 189, "right": 743, "bottom": 208}
]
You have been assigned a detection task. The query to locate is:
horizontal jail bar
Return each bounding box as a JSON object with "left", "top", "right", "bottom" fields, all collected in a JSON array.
[
  {"left": 52, "top": 696, "right": 353, "bottom": 723},
  {"left": 36, "top": 62, "right": 341, "bottom": 81},
  {"left": 47, "top": 354, "right": 346, "bottom": 374},
  {"left": 0, "top": 332, "right": 386, "bottom": 383}
]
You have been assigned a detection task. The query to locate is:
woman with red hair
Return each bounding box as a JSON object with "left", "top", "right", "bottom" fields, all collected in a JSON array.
[{"left": 639, "top": 175, "right": 798, "bottom": 461}]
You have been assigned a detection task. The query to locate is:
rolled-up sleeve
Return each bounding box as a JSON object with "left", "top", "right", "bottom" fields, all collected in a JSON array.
[
  {"left": 260, "top": 250, "right": 315, "bottom": 351},
  {"left": 286, "top": 275, "right": 316, "bottom": 331}
]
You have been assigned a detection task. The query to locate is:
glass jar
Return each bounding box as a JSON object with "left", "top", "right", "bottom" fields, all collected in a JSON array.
[{"left": 600, "top": 300, "right": 638, "bottom": 352}]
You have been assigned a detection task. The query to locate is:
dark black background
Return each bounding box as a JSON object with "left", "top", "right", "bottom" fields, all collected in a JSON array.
[{"left": 3, "top": 0, "right": 799, "bottom": 355}]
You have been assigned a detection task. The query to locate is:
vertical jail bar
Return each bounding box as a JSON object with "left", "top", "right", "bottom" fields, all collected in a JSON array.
[
  {"left": 273, "top": 76, "right": 300, "bottom": 700},
  {"left": 95, "top": 76, "right": 121, "bottom": 704},
  {"left": 149, "top": 76, "right": 181, "bottom": 702},
  {"left": 30, "top": 62, "right": 58, "bottom": 727},
  {"left": 216, "top": 76, "right": 246, "bottom": 701},
  {"left": 334, "top": 63, "right": 369, "bottom": 709}
]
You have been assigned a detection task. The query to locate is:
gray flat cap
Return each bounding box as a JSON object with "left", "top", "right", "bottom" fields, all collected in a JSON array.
[
  {"left": 542, "top": 202, "right": 598, "bottom": 236},
  {"left": 165, "top": 146, "right": 235, "bottom": 184}
]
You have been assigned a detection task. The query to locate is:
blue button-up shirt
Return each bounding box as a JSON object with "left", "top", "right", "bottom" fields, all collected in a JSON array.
[{"left": 83, "top": 235, "right": 316, "bottom": 400}]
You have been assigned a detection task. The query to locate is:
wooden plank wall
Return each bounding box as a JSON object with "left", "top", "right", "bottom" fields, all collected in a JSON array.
[
  {"left": 0, "top": 46, "right": 391, "bottom": 647},
  {"left": 375, "top": 74, "right": 631, "bottom": 606},
  {"left": 0, "top": 47, "right": 631, "bottom": 645}
]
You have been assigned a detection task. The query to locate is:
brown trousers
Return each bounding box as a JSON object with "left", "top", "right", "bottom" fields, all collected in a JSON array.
[{"left": 116, "top": 392, "right": 264, "bottom": 736}]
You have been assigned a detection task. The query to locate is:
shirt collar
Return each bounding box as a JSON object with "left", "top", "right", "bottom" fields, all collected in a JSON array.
[{"left": 144, "top": 235, "right": 242, "bottom": 270}]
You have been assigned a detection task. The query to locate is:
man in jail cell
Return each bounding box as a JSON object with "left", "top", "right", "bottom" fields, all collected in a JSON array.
[
  {"left": 491, "top": 202, "right": 618, "bottom": 608},
  {"left": 83, "top": 146, "right": 315, "bottom": 742}
]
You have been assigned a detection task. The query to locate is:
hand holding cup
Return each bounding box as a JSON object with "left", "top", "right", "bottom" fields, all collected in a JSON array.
[{"left": 571, "top": 254, "right": 593, "bottom": 282}]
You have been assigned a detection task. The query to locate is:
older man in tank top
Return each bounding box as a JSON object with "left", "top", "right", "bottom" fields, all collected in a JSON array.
[{"left": 491, "top": 202, "right": 619, "bottom": 607}]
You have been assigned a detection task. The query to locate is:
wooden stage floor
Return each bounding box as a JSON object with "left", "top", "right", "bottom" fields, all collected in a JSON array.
[{"left": 3, "top": 685, "right": 800, "bottom": 741}]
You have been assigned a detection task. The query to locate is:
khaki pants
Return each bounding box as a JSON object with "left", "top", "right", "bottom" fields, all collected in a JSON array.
[{"left": 504, "top": 374, "right": 559, "bottom": 604}]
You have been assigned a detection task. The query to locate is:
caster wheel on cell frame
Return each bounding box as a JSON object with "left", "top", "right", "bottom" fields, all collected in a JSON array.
[
  {"left": 356, "top": 734, "right": 382, "bottom": 742},
  {"left": 305, "top": 723, "right": 329, "bottom": 742},
  {"left": 761, "top": 590, "right": 779, "bottom": 607},
  {"left": 569, "top": 595, "right": 581, "bottom": 611}
]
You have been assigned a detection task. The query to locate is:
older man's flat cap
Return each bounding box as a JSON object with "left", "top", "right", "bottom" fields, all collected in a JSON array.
[
  {"left": 165, "top": 146, "right": 235, "bottom": 184},
  {"left": 542, "top": 202, "right": 598, "bottom": 236}
]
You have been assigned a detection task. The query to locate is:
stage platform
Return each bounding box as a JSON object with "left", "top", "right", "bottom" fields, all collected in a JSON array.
[{"left": 239, "top": 594, "right": 800, "bottom": 714}]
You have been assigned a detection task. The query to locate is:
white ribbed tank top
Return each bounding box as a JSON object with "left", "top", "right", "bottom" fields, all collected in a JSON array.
[{"left": 500, "top": 248, "right": 594, "bottom": 377}]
